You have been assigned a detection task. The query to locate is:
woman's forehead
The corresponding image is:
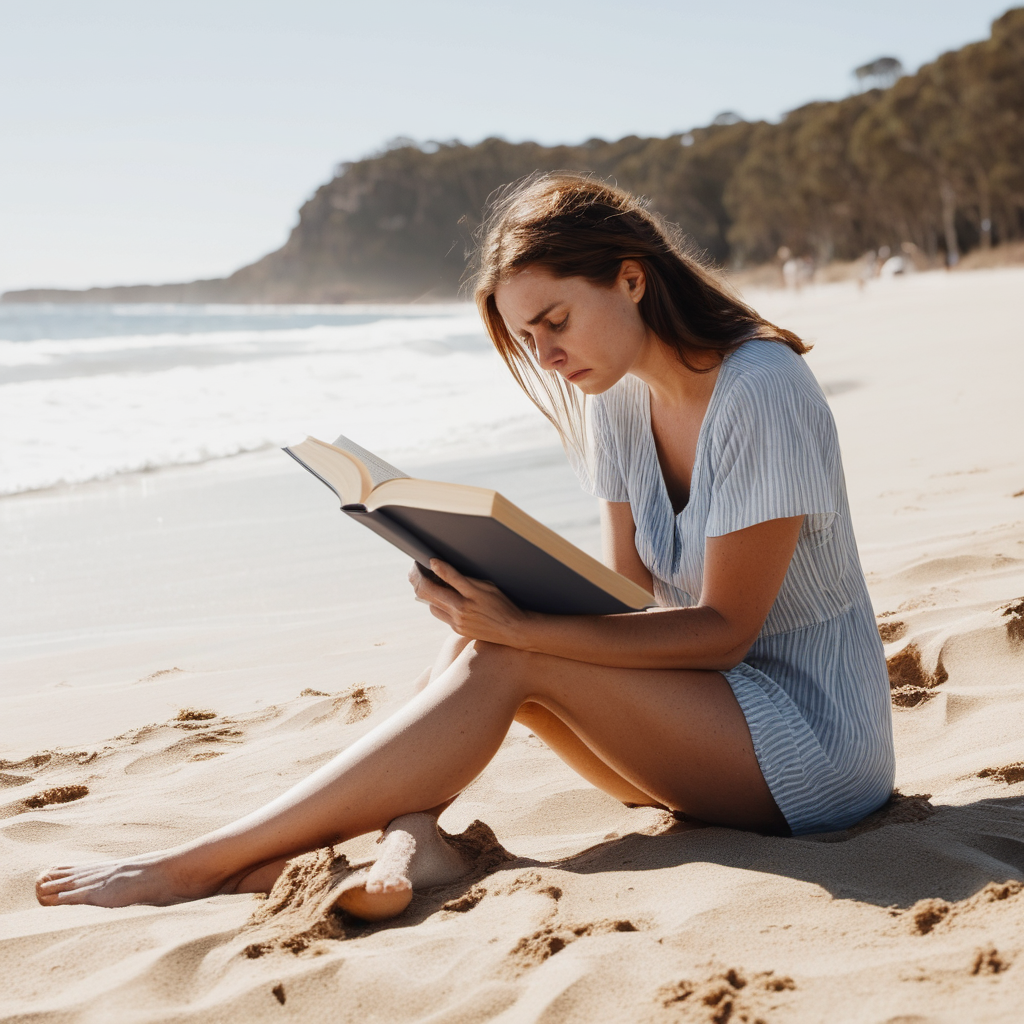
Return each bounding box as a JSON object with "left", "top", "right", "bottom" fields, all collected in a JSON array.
[{"left": 494, "top": 269, "right": 576, "bottom": 324}]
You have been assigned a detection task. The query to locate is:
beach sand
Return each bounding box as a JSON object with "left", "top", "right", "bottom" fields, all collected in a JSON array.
[{"left": 1, "top": 267, "right": 1023, "bottom": 1023}]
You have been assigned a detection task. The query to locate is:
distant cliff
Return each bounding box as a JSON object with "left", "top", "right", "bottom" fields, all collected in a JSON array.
[
  {"left": 4, "top": 129, "right": 755, "bottom": 304},
  {"left": 5, "top": 8, "right": 1022, "bottom": 304}
]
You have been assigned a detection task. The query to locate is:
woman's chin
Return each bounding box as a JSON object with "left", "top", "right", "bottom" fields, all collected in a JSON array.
[{"left": 571, "top": 371, "right": 616, "bottom": 396}]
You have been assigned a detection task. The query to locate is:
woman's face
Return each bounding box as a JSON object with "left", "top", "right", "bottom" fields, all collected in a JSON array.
[{"left": 493, "top": 262, "right": 650, "bottom": 395}]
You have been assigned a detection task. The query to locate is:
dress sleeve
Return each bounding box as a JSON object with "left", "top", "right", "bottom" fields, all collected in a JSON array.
[
  {"left": 704, "top": 371, "right": 839, "bottom": 538},
  {"left": 581, "top": 394, "right": 630, "bottom": 502}
]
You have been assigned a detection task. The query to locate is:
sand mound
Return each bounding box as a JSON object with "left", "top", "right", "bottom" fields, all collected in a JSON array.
[
  {"left": 887, "top": 644, "right": 947, "bottom": 708},
  {"left": 659, "top": 968, "right": 796, "bottom": 1023},
  {"left": 812, "top": 791, "right": 935, "bottom": 843},
  {"left": 241, "top": 819, "right": 516, "bottom": 957},
  {"left": 242, "top": 847, "right": 356, "bottom": 956},
  {"left": 437, "top": 818, "right": 518, "bottom": 878},
  {"left": 903, "top": 880, "right": 1023, "bottom": 935}
]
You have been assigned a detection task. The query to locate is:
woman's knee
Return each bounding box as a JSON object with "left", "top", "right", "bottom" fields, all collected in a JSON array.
[
  {"left": 462, "top": 638, "right": 528, "bottom": 666},
  {"left": 457, "top": 639, "right": 534, "bottom": 695},
  {"left": 424, "top": 635, "right": 527, "bottom": 695},
  {"left": 426, "top": 634, "right": 474, "bottom": 686}
]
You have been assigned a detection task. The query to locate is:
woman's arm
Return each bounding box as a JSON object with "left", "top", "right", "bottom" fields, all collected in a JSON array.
[
  {"left": 410, "top": 513, "right": 804, "bottom": 672},
  {"left": 600, "top": 500, "right": 654, "bottom": 592}
]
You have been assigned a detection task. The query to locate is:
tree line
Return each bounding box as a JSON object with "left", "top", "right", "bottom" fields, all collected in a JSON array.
[{"left": 243, "top": 5, "right": 1024, "bottom": 300}]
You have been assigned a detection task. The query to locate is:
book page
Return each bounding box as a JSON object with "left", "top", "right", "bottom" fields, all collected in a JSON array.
[
  {"left": 332, "top": 433, "right": 408, "bottom": 489},
  {"left": 285, "top": 438, "right": 370, "bottom": 504}
]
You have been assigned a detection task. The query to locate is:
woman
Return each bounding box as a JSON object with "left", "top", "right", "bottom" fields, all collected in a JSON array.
[{"left": 36, "top": 174, "right": 894, "bottom": 920}]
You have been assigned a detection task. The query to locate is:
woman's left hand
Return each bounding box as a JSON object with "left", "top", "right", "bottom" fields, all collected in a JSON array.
[{"left": 408, "top": 559, "right": 534, "bottom": 647}]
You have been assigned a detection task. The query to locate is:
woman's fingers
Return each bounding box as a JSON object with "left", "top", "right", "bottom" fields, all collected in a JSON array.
[
  {"left": 428, "top": 559, "right": 475, "bottom": 596},
  {"left": 408, "top": 563, "right": 464, "bottom": 613},
  {"left": 410, "top": 560, "right": 524, "bottom": 642},
  {"left": 428, "top": 604, "right": 456, "bottom": 628}
]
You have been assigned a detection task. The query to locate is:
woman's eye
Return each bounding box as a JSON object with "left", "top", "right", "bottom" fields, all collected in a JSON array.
[{"left": 551, "top": 314, "right": 569, "bottom": 331}]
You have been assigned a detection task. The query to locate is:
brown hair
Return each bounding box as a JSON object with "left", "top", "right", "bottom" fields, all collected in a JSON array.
[{"left": 472, "top": 172, "right": 807, "bottom": 453}]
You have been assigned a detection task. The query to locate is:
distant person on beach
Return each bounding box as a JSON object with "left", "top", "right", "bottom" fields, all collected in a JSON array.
[
  {"left": 782, "top": 254, "right": 814, "bottom": 290},
  {"left": 37, "top": 175, "right": 895, "bottom": 921}
]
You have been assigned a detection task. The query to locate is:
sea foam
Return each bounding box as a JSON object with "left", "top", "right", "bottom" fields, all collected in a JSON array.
[{"left": 0, "top": 304, "right": 559, "bottom": 496}]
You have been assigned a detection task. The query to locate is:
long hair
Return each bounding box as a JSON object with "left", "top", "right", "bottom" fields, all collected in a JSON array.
[{"left": 471, "top": 172, "right": 808, "bottom": 455}]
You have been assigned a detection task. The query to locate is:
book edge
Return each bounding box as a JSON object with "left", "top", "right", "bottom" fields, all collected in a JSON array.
[
  {"left": 366, "top": 479, "right": 654, "bottom": 610},
  {"left": 490, "top": 493, "right": 655, "bottom": 610}
]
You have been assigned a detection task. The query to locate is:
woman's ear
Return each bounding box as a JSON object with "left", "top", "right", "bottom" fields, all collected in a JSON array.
[{"left": 619, "top": 259, "right": 647, "bottom": 303}]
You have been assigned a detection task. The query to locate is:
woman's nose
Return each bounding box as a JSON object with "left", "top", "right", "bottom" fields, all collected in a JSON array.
[{"left": 534, "top": 333, "right": 565, "bottom": 371}]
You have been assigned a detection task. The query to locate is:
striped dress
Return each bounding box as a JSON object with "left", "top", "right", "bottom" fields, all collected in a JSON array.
[{"left": 584, "top": 339, "right": 895, "bottom": 835}]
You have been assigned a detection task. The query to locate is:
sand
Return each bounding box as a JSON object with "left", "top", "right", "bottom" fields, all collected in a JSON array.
[{"left": 1, "top": 266, "right": 1023, "bottom": 1023}]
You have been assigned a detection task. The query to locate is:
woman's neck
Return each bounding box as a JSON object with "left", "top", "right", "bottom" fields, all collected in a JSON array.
[{"left": 629, "top": 333, "right": 722, "bottom": 410}]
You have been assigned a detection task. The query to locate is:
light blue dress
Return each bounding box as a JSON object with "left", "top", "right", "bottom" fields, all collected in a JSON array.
[{"left": 583, "top": 339, "right": 895, "bottom": 835}]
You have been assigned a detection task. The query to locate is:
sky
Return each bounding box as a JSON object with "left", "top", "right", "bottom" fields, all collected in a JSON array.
[{"left": 0, "top": 0, "right": 1016, "bottom": 293}]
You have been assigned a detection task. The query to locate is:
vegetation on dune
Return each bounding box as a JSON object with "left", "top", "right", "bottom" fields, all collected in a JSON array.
[{"left": 6, "top": 8, "right": 1023, "bottom": 304}]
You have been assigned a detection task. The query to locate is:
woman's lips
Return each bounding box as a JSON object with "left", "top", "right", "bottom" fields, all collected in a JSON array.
[{"left": 566, "top": 368, "right": 591, "bottom": 383}]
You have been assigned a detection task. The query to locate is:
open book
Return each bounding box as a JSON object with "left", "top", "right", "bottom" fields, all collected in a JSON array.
[{"left": 284, "top": 434, "right": 655, "bottom": 615}]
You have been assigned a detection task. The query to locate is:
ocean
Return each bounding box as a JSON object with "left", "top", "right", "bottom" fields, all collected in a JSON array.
[{"left": 0, "top": 303, "right": 562, "bottom": 497}]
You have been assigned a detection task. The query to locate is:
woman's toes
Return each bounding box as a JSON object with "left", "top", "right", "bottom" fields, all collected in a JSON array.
[
  {"left": 334, "top": 868, "right": 413, "bottom": 922},
  {"left": 50, "top": 881, "right": 107, "bottom": 906},
  {"left": 334, "top": 826, "right": 417, "bottom": 921},
  {"left": 332, "top": 814, "right": 474, "bottom": 923},
  {"left": 33, "top": 856, "right": 203, "bottom": 909},
  {"left": 37, "top": 875, "right": 78, "bottom": 894},
  {"left": 36, "top": 867, "right": 75, "bottom": 886}
]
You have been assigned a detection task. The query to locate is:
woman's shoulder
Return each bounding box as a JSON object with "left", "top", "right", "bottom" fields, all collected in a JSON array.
[{"left": 719, "top": 339, "right": 828, "bottom": 411}]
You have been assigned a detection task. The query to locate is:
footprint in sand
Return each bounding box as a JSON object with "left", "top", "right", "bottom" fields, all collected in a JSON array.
[
  {"left": 442, "top": 871, "right": 564, "bottom": 915},
  {"left": 971, "top": 947, "right": 1009, "bottom": 975},
  {"left": 124, "top": 710, "right": 244, "bottom": 774},
  {"left": 508, "top": 918, "right": 638, "bottom": 970},
  {"left": 902, "top": 880, "right": 1022, "bottom": 936},
  {"left": 23, "top": 785, "right": 89, "bottom": 809},
  {"left": 334, "top": 685, "right": 380, "bottom": 724},
  {"left": 0, "top": 751, "right": 103, "bottom": 819},
  {"left": 977, "top": 762, "right": 1024, "bottom": 785},
  {"left": 878, "top": 619, "right": 908, "bottom": 644},
  {"left": 0, "top": 773, "right": 35, "bottom": 789},
  {"left": 1, "top": 784, "right": 90, "bottom": 821},
  {"left": 0, "top": 753, "right": 52, "bottom": 773},
  {"left": 174, "top": 708, "right": 217, "bottom": 723},
  {"left": 1001, "top": 599, "right": 1024, "bottom": 644},
  {"left": 296, "top": 685, "right": 384, "bottom": 723},
  {"left": 659, "top": 968, "right": 796, "bottom": 1022},
  {"left": 887, "top": 644, "right": 947, "bottom": 708}
]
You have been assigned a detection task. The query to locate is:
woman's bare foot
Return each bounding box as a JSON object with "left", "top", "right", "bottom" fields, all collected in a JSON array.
[
  {"left": 35, "top": 850, "right": 215, "bottom": 908},
  {"left": 335, "top": 813, "right": 471, "bottom": 922}
]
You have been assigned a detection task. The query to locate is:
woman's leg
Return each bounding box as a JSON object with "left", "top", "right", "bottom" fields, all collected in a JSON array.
[
  {"left": 514, "top": 702, "right": 663, "bottom": 807},
  {"left": 37, "top": 641, "right": 784, "bottom": 908},
  {"left": 425, "top": 635, "right": 661, "bottom": 807}
]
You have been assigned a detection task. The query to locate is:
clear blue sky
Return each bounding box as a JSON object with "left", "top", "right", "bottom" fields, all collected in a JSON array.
[{"left": 0, "top": 1, "right": 1015, "bottom": 292}]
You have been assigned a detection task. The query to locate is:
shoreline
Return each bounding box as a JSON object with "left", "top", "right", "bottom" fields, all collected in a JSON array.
[{"left": 6, "top": 240, "right": 1024, "bottom": 307}]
